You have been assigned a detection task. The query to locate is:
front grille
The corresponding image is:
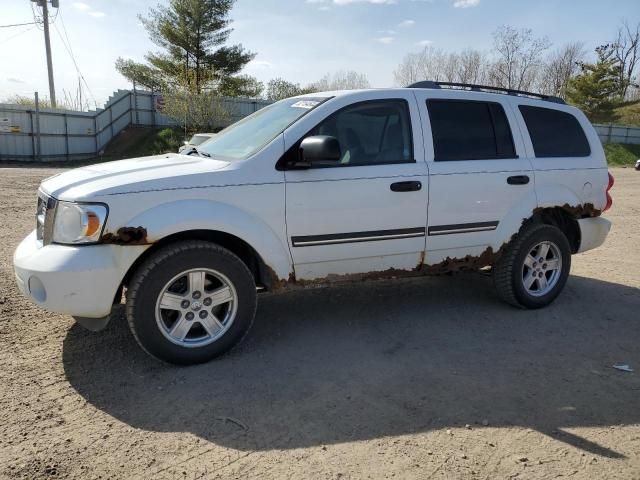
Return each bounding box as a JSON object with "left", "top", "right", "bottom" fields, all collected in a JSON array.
[{"left": 36, "top": 191, "right": 56, "bottom": 244}]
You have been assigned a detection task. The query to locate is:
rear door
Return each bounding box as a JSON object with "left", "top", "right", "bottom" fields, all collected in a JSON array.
[{"left": 413, "top": 91, "right": 537, "bottom": 264}]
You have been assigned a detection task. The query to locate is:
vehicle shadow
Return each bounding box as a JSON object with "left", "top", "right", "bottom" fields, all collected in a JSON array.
[{"left": 62, "top": 273, "right": 640, "bottom": 457}]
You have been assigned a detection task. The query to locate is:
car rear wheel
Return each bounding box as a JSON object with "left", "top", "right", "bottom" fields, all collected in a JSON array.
[
  {"left": 126, "top": 241, "right": 257, "bottom": 365},
  {"left": 493, "top": 223, "right": 571, "bottom": 309}
]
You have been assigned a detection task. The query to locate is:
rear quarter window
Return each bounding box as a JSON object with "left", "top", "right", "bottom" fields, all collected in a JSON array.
[{"left": 519, "top": 105, "right": 590, "bottom": 158}]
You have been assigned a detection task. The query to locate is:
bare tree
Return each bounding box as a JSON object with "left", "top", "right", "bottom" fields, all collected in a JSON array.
[
  {"left": 394, "top": 46, "right": 488, "bottom": 86},
  {"left": 393, "top": 46, "right": 450, "bottom": 86},
  {"left": 613, "top": 20, "right": 640, "bottom": 98},
  {"left": 393, "top": 50, "right": 424, "bottom": 86},
  {"left": 313, "top": 70, "right": 371, "bottom": 91},
  {"left": 489, "top": 25, "right": 551, "bottom": 91},
  {"left": 538, "top": 42, "right": 585, "bottom": 98},
  {"left": 442, "top": 53, "right": 460, "bottom": 82},
  {"left": 457, "top": 49, "right": 488, "bottom": 84}
]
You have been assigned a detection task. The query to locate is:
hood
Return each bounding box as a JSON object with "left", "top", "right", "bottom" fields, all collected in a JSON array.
[{"left": 41, "top": 153, "right": 231, "bottom": 200}]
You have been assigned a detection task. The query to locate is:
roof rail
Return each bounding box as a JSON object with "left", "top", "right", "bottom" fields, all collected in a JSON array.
[{"left": 407, "top": 80, "right": 566, "bottom": 104}]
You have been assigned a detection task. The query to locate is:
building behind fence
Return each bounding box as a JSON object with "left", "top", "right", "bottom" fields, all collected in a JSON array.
[
  {"left": 0, "top": 88, "right": 639, "bottom": 162},
  {"left": 0, "top": 89, "right": 272, "bottom": 162}
]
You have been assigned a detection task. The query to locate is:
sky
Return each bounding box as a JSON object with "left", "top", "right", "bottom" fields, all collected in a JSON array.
[{"left": 0, "top": 0, "right": 638, "bottom": 107}]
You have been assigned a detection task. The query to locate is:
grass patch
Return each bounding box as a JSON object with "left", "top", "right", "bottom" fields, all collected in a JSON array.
[
  {"left": 592, "top": 101, "right": 640, "bottom": 126},
  {"left": 107, "top": 127, "right": 184, "bottom": 159},
  {"left": 612, "top": 101, "right": 640, "bottom": 126},
  {"left": 604, "top": 143, "right": 640, "bottom": 167}
]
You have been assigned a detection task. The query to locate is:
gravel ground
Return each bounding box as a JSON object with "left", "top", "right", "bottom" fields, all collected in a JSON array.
[{"left": 0, "top": 166, "right": 638, "bottom": 480}]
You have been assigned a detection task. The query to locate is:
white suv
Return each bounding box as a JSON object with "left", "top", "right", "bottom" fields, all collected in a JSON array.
[{"left": 14, "top": 81, "right": 614, "bottom": 365}]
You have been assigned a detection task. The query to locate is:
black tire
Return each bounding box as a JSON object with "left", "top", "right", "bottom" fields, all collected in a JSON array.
[
  {"left": 126, "top": 240, "right": 257, "bottom": 365},
  {"left": 493, "top": 223, "right": 571, "bottom": 309}
]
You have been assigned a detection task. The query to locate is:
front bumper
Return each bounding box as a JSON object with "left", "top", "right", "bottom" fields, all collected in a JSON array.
[
  {"left": 577, "top": 217, "right": 612, "bottom": 253},
  {"left": 13, "top": 231, "right": 148, "bottom": 318}
]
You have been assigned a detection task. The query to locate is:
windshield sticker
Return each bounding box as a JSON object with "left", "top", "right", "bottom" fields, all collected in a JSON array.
[{"left": 291, "top": 100, "right": 320, "bottom": 109}]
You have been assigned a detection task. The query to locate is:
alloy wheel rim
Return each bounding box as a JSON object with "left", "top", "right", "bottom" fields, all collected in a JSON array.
[
  {"left": 521, "top": 241, "right": 562, "bottom": 297},
  {"left": 155, "top": 268, "right": 238, "bottom": 348}
]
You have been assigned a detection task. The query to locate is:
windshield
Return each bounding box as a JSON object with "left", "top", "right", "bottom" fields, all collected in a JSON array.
[
  {"left": 189, "top": 134, "right": 213, "bottom": 146},
  {"left": 198, "top": 97, "right": 330, "bottom": 161}
]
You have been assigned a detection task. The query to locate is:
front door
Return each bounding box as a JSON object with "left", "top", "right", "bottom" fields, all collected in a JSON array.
[{"left": 283, "top": 93, "right": 429, "bottom": 281}]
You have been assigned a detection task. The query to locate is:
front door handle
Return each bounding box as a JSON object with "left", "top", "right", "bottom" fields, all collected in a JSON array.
[
  {"left": 507, "top": 175, "right": 530, "bottom": 185},
  {"left": 390, "top": 181, "right": 422, "bottom": 192}
]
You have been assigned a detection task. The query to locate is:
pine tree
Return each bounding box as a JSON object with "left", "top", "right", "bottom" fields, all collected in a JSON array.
[
  {"left": 116, "top": 0, "right": 257, "bottom": 96},
  {"left": 566, "top": 45, "right": 623, "bottom": 121}
]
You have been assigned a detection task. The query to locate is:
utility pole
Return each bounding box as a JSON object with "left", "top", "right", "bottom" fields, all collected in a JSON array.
[{"left": 34, "top": 0, "right": 58, "bottom": 108}]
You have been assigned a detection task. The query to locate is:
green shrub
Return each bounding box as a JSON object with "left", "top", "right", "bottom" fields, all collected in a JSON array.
[{"left": 604, "top": 143, "right": 640, "bottom": 166}]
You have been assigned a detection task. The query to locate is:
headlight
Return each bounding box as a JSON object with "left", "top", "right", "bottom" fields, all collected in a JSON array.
[{"left": 52, "top": 202, "right": 108, "bottom": 245}]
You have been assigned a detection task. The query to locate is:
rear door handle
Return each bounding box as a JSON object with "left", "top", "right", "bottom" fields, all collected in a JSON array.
[
  {"left": 390, "top": 181, "right": 422, "bottom": 192},
  {"left": 507, "top": 175, "right": 530, "bottom": 185}
]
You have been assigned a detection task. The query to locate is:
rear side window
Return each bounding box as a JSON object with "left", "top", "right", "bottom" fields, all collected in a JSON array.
[
  {"left": 427, "top": 99, "right": 516, "bottom": 161},
  {"left": 519, "top": 105, "right": 590, "bottom": 158}
]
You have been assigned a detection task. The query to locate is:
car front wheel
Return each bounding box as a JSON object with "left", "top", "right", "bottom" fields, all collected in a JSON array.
[{"left": 126, "top": 241, "right": 257, "bottom": 365}]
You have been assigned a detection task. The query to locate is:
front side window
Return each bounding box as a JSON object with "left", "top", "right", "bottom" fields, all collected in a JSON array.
[
  {"left": 427, "top": 99, "right": 516, "bottom": 161},
  {"left": 305, "top": 99, "right": 414, "bottom": 167},
  {"left": 198, "top": 97, "right": 329, "bottom": 161},
  {"left": 519, "top": 105, "right": 591, "bottom": 158}
]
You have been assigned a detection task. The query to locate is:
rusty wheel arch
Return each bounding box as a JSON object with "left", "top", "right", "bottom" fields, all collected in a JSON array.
[
  {"left": 119, "top": 230, "right": 272, "bottom": 293},
  {"left": 529, "top": 207, "right": 581, "bottom": 254}
]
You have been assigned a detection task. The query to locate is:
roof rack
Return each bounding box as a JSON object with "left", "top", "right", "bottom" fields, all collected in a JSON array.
[{"left": 407, "top": 80, "right": 566, "bottom": 104}]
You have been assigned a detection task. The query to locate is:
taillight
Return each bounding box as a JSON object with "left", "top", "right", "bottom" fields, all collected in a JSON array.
[{"left": 603, "top": 171, "right": 614, "bottom": 212}]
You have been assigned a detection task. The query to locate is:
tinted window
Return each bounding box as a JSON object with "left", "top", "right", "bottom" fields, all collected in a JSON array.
[
  {"left": 427, "top": 99, "right": 516, "bottom": 161},
  {"left": 519, "top": 105, "right": 590, "bottom": 158},
  {"left": 307, "top": 100, "right": 413, "bottom": 167}
]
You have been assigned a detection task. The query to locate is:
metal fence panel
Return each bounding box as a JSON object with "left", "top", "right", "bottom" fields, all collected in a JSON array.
[
  {"left": 594, "top": 124, "right": 640, "bottom": 145},
  {"left": 0, "top": 90, "right": 273, "bottom": 162}
]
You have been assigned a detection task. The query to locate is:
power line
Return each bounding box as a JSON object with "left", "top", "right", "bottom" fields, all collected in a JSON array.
[
  {"left": 0, "top": 25, "right": 37, "bottom": 45},
  {"left": 0, "top": 21, "right": 36, "bottom": 28},
  {"left": 55, "top": 10, "right": 98, "bottom": 108}
]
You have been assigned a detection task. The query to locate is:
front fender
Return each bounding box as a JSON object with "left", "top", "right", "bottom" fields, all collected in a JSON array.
[{"left": 103, "top": 199, "right": 293, "bottom": 281}]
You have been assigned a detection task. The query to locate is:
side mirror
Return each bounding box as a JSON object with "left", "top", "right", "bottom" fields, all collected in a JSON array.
[{"left": 298, "top": 135, "right": 341, "bottom": 167}]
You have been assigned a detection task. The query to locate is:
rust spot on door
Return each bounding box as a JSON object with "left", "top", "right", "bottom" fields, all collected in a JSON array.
[
  {"left": 266, "top": 247, "right": 505, "bottom": 291},
  {"left": 422, "top": 246, "right": 503, "bottom": 275}
]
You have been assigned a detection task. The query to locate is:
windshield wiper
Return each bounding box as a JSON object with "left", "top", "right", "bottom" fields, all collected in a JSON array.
[{"left": 193, "top": 148, "right": 211, "bottom": 158}]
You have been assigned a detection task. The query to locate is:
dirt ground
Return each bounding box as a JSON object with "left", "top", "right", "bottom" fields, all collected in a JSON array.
[{"left": 0, "top": 166, "right": 638, "bottom": 480}]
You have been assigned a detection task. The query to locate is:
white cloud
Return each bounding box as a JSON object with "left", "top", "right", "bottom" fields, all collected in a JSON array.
[
  {"left": 7, "top": 78, "right": 25, "bottom": 84},
  {"left": 336, "top": 0, "right": 396, "bottom": 3},
  {"left": 307, "top": 0, "right": 397, "bottom": 4},
  {"left": 73, "top": 2, "right": 106, "bottom": 18},
  {"left": 248, "top": 60, "right": 273, "bottom": 68},
  {"left": 378, "top": 29, "right": 397, "bottom": 35},
  {"left": 72, "top": 2, "right": 90, "bottom": 10},
  {"left": 377, "top": 36, "right": 395, "bottom": 44},
  {"left": 398, "top": 20, "right": 415, "bottom": 28},
  {"left": 453, "top": 0, "right": 480, "bottom": 8},
  {"left": 416, "top": 39, "right": 433, "bottom": 46}
]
